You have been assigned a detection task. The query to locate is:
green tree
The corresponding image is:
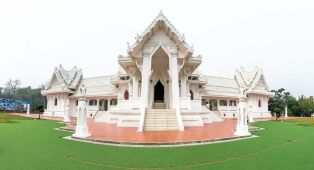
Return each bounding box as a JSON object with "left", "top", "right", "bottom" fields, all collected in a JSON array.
[{"left": 298, "top": 96, "right": 314, "bottom": 117}]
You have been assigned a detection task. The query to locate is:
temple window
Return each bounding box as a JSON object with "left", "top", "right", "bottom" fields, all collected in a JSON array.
[
  {"left": 190, "top": 90, "right": 194, "bottom": 100},
  {"left": 229, "top": 100, "right": 237, "bottom": 106},
  {"left": 258, "top": 99, "right": 262, "bottom": 108},
  {"left": 54, "top": 98, "right": 58, "bottom": 106},
  {"left": 110, "top": 99, "right": 117, "bottom": 105},
  {"left": 219, "top": 100, "right": 228, "bottom": 106},
  {"left": 201, "top": 99, "right": 207, "bottom": 105},
  {"left": 89, "top": 99, "right": 97, "bottom": 106},
  {"left": 75, "top": 100, "right": 78, "bottom": 106},
  {"left": 124, "top": 90, "right": 129, "bottom": 100}
]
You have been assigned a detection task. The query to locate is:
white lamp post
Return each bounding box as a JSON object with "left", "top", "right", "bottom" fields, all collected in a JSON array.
[
  {"left": 234, "top": 88, "right": 251, "bottom": 136},
  {"left": 73, "top": 85, "right": 90, "bottom": 138}
]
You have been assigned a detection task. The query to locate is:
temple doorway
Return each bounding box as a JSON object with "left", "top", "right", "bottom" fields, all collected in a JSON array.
[{"left": 154, "top": 81, "right": 164, "bottom": 102}]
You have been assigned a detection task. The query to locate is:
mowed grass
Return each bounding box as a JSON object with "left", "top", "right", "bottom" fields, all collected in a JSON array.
[
  {"left": 0, "top": 112, "right": 32, "bottom": 123},
  {"left": 0, "top": 113, "right": 314, "bottom": 170},
  {"left": 285, "top": 117, "right": 314, "bottom": 127}
]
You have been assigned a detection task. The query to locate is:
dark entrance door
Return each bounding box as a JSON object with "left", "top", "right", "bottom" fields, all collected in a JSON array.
[{"left": 154, "top": 81, "right": 164, "bottom": 102}]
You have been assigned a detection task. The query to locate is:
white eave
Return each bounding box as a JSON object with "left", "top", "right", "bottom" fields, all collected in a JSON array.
[{"left": 41, "top": 89, "right": 73, "bottom": 95}]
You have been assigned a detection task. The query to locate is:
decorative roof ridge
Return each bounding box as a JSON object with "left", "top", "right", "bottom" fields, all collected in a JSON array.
[
  {"left": 83, "top": 75, "right": 116, "bottom": 80},
  {"left": 235, "top": 66, "right": 270, "bottom": 92},
  {"left": 129, "top": 11, "right": 189, "bottom": 52},
  {"left": 200, "top": 74, "right": 235, "bottom": 80}
]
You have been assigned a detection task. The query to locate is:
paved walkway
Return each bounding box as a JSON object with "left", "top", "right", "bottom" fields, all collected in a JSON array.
[
  {"left": 65, "top": 119, "right": 240, "bottom": 144},
  {"left": 9, "top": 113, "right": 279, "bottom": 144}
]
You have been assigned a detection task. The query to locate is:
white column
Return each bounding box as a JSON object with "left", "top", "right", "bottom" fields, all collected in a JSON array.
[
  {"left": 63, "top": 98, "right": 71, "bottom": 123},
  {"left": 73, "top": 86, "right": 90, "bottom": 138},
  {"left": 138, "top": 50, "right": 152, "bottom": 132},
  {"left": 180, "top": 76, "right": 187, "bottom": 97},
  {"left": 132, "top": 77, "right": 138, "bottom": 97},
  {"left": 140, "top": 53, "right": 151, "bottom": 108},
  {"left": 227, "top": 100, "right": 230, "bottom": 111},
  {"left": 248, "top": 106, "right": 254, "bottom": 123},
  {"left": 217, "top": 99, "right": 220, "bottom": 111},
  {"left": 170, "top": 49, "right": 184, "bottom": 131},
  {"left": 96, "top": 99, "right": 100, "bottom": 110},
  {"left": 128, "top": 81, "right": 133, "bottom": 98},
  {"left": 107, "top": 99, "right": 110, "bottom": 111},
  {"left": 26, "top": 104, "right": 30, "bottom": 115},
  {"left": 285, "top": 106, "right": 288, "bottom": 118},
  {"left": 234, "top": 94, "right": 251, "bottom": 136}
]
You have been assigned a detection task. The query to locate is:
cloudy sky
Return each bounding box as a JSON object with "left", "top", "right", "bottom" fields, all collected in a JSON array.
[{"left": 0, "top": 0, "right": 313, "bottom": 96}]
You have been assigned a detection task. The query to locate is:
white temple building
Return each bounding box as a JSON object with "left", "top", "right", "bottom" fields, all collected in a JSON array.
[{"left": 42, "top": 12, "right": 273, "bottom": 132}]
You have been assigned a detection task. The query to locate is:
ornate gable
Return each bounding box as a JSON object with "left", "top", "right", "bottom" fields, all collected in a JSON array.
[
  {"left": 46, "top": 65, "right": 83, "bottom": 92},
  {"left": 128, "top": 11, "right": 193, "bottom": 57},
  {"left": 235, "top": 66, "right": 270, "bottom": 93}
]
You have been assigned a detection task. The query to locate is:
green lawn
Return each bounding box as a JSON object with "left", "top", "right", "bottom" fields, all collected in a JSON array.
[{"left": 1, "top": 113, "right": 314, "bottom": 170}]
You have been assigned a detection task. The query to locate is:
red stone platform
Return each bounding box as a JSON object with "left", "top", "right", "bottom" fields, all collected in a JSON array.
[
  {"left": 9, "top": 113, "right": 261, "bottom": 145},
  {"left": 64, "top": 119, "right": 246, "bottom": 145}
]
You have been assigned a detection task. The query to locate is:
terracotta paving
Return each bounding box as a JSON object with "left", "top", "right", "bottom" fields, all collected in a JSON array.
[{"left": 65, "top": 119, "right": 239, "bottom": 144}]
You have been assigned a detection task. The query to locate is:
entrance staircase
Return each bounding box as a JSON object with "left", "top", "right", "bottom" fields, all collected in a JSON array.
[
  {"left": 210, "top": 110, "right": 224, "bottom": 122},
  {"left": 144, "top": 103, "right": 179, "bottom": 131}
]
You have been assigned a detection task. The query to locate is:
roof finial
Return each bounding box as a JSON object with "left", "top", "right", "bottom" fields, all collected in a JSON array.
[
  {"left": 59, "top": 64, "right": 64, "bottom": 70},
  {"left": 159, "top": 10, "right": 164, "bottom": 16}
]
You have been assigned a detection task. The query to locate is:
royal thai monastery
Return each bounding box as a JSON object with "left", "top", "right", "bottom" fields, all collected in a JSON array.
[{"left": 42, "top": 12, "right": 273, "bottom": 132}]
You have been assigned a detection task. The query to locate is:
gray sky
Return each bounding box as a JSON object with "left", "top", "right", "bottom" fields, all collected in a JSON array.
[{"left": 0, "top": 0, "right": 313, "bottom": 96}]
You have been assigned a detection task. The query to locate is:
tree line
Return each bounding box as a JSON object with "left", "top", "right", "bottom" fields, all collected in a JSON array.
[
  {"left": 0, "top": 79, "right": 46, "bottom": 112},
  {"left": 0, "top": 79, "right": 313, "bottom": 116},
  {"left": 269, "top": 88, "right": 314, "bottom": 117}
]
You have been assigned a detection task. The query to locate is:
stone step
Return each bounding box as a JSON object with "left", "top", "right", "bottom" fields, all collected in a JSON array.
[
  {"left": 144, "top": 108, "right": 179, "bottom": 132},
  {"left": 144, "top": 127, "right": 179, "bottom": 131}
]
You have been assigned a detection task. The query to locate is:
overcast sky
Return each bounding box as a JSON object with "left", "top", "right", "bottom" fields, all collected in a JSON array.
[{"left": 0, "top": 0, "right": 313, "bottom": 96}]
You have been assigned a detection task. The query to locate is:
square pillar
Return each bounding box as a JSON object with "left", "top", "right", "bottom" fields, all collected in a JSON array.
[
  {"left": 140, "top": 50, "right": 152, "bottom": 108},
  {"left": 180, "top": 76, "right": 187, "bottom": 97},
  {"left": 132, "top": 77, "right": 138, "bottom": 97},
  {"left": 169, "top": 47, "right": 184, "bottom": 131}
]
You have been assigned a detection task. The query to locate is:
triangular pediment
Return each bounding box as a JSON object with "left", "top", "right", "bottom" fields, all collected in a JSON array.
[
  {"left": 46, "top": 65, "right": 83, "bottom": 91},
  {"left": 128, "top": 11, "right": 192, "bottom": 55},
  {"left": 252, "top": 77, "right": 268, "bottom": 91},
  {"left": 235, "top": 66, "right": 270, "bottom": 94}
]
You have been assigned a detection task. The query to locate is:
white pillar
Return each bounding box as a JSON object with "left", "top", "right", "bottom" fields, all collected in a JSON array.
[
  {"left": 132, "top": 77, "right": 138, "bottom": 97},
  {"left": 63, "top": 98, "right": 71, "bottom": 123},
  {"left": 248, "top": 106, "right": 254, "bottom": 123},
  {"left": 285, "top": 106, "right": 288, "bottom": 118},
  {"left": 234, "top": 94, "right": 251, "bottom": 136},
  {"left": 26, "top": 104, "right": 30, "bottom": 115},
  {"left": 73, "top": 86, "right": 90, "bottom": 138},
  {"left": 217, "top": 99, "right": 220, "bottom": 111},
  {"left": 140, "top": 53, "right": 151, "bottom": 108},
  {"left": 170, "top": 49, "right": 184, "bottom": 131},
  {"left": 107, "top": 99, "right": 110, "bottom": 111},
  {"left": 180, "top": 76, "right": 187, "bottom": 97},
  {"left": 96, "top": 99, "right": 100, "bottom": 110}
]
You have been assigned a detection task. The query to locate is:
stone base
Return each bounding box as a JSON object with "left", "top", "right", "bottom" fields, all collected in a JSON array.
[
  {"left": 63, "top": 115, "right": 71, "bottom": 123},
  {"left": 234, "top": 125, "right": 251, "bottom": 136},
  {"left": 72, "top": 125, "right": 90, "bottom": 138}
]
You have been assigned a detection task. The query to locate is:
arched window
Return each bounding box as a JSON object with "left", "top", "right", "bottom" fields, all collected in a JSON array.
[
  {"left": 54, "top": 98, "right": 58, "bottom": 106},
  {"left": 124, "top": 90, "right": 129, "bottom": 100},
  {"left": 190, "top": 90, "right": 194, "bottom": 100},
  {"left": 258, "top": 99, "right": 262, "bottom": 108}
]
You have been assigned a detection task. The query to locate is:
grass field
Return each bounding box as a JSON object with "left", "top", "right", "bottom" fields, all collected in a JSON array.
[{"left": 1, "top": 113, "right": 314, "bottom": 170}]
